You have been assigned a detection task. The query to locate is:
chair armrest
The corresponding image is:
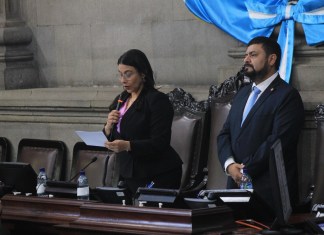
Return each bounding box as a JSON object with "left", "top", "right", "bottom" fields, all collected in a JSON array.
[{"left": 181, "top": 167, "right": 208, "bottom": 197}]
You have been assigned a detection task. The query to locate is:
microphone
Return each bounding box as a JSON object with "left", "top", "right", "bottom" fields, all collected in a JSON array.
[
  {"left": 108, "top": 94, "right": 123, "bottom": 141},
  {"left": 69, "top": 156, "right": 98, "bottom": 182}
]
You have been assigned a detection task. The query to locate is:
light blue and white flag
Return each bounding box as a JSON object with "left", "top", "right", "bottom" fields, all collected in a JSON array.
[{"left": 184, "top": 0, "right": 324, "bottom": 83}]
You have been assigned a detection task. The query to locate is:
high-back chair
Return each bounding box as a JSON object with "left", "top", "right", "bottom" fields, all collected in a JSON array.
[
  {"left": 168, "top": 88, "right": 210, "bottom": 191},
  {"left": 205, "top": 96, "right": 233, "bottom": 189},
  {"left": 104, "top": 151, "right": 120, "bottom": 187},
  {"left": 0, "top": 137, "right": 10, "bottom": 162},
  {"left": 313, "top": 104, "right": 324, "bottom": 205},
  {"left": 204, "top": 73, "right": 249, "bottom": 190},
  {"left": 17, "top": 138, "right": 66, "bottom": 181},
  {"left": 295, "top": 120, "right": 314, "bottom": 212},
  {"left": 70, "top": 142, "right": 109, "bottom": 188}
]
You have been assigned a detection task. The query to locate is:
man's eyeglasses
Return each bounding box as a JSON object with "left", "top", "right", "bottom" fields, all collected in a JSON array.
[{"left": 119, "top": 71, "right": 135, "bottom": 80}]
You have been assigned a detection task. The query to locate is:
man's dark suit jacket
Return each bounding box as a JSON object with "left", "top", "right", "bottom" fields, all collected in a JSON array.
[
  {"left": 109, "top": 88, "right": 183, "bottom": 180},
  {"left": 217, "top": 76, "right": 304, "bottom": 208}
]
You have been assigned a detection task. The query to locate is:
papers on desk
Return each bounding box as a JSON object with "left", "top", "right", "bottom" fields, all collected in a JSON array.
[
  {"left": 219, "top": 196, "right": 251, "bottom": 203},
  {"left": 200, "top": 189, "right": 253, "bottom": 203},
  {"left": 75, "top": 131, "right": 107, "bottom": 147}
]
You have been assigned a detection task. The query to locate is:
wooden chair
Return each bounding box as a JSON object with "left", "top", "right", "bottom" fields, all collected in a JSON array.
[
  {"left": 203, "top": 72, "right": 250, "bottom": 190},
  {"left": 17, "top": 138, "right": 66, "bottom": 181},
  {"left": 168, "top": 88, "right": 210, "bottom": 191},
  {"left": 205, "top": 95, "right": 233, "bottom": 189}
]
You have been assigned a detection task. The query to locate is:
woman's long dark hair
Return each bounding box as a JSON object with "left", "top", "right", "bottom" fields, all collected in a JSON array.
[
  {"left": 109, "top": 49, "right": 155, "bottom": 111},
  {"left": 117, "top": 49, "right": 155, "bottom": 90}
]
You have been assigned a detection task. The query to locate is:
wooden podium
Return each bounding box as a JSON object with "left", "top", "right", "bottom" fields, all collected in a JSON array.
[
  {"left": 0, "top": 194, "right": 85, "bottom": 235},
  {"left": 0, "top": 194, "right": 236, "bottom": 234}
]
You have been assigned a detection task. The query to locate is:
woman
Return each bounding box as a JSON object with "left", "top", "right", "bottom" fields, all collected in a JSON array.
[{"left": 104, "top": 49, "right": 183, "bottom": 196}]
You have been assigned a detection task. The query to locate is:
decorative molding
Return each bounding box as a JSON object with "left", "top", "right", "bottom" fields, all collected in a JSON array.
[
  {"left": 228, "top": 47, "right": 246, "bottom": 59},
  {"left": 168, "top": 73, "right": 251, "bottom": 113},
  {"left": 315, "top": 104, "right": 324, "bottom": 121},
  {"left": 0, "top": 106, "right": 107, "bottom": 124},
  {"left": 208, "top": 68, "right": 251, "bottom": 102},
  {"left": 294, "top": 46, "right": 324, "bottom": 58},
  {"left": 228, "top": 45, "right": 324, "bottom": 60},
  {"left": 0, "top": 49, "right": 33, "bottom": 62},
  {"left": 167, "top": 88, "right": 209, "bottom": 112}
]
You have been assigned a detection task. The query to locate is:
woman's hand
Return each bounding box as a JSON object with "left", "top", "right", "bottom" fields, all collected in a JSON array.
[
  {"left": 105, "top": 140, "right": 131, "bottom": 153},
  {"left": 104, "top": 110, "right": 120, "bottom": 135}
]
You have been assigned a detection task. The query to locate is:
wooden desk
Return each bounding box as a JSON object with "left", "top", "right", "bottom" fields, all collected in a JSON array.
[
  {"left": 1, "top": 194, "right": 317, "bottom": 235},
  {"left": 1, "top": 194, "right": 85, "bottom": 235},
  {"left": 56, "top": 202, "right": 235, "bottom": 234},
  {"left": 0, "top": 194, "right": 236, "bottom": 235}
]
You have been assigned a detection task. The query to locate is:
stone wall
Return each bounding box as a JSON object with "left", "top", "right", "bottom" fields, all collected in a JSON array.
[
  {"left": 0, "top": 0, "right": 240, "bottom": 178},
  {"left": 19, "top": 0, "right": 239, "bottom": 88},
  {"left": 0, "top": 0, "right": 322, "bottom": 197},
  {"left": 0, "top": 0, "right": 38, "bottom": 89}
]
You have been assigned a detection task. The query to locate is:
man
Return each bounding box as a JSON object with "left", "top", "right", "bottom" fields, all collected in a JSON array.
[{"left": 217, "top": 36, "right": 304, "bottom": 209}]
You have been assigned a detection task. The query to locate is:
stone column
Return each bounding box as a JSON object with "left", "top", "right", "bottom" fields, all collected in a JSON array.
[{"left": 0, "top": 0, "right": 39, "bottom": 90}]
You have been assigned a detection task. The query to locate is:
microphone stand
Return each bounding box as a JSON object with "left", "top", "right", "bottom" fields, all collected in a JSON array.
[{"left": 69, "top": 157, "right": 98, "bottom": 182}]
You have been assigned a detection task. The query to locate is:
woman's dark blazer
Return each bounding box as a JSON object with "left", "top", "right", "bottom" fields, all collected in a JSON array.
[{"left": 108, "top": 88, "right": 183, "bottom": 179}]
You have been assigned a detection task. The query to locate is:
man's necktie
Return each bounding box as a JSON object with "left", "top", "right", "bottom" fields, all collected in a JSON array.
[{"left": 241, "top": 86, "right": 261, "bottom": 126}]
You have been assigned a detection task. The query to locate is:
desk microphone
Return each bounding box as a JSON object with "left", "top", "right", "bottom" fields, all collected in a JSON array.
[
  {"left": 108, "top": 94, "right": 123, "bottom": 141},
  {"left": 69, "top": 156, "right": 98, "bottom": 182}
]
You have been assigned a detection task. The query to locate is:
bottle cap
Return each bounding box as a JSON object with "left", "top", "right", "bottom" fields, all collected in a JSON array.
[{"left": 40, "top": 167, "right": 45, "bottom": 172}]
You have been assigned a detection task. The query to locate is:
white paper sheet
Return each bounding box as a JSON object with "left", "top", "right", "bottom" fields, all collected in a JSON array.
[{"left": 75, "top": 131, "right": 107, "bottom": 147}]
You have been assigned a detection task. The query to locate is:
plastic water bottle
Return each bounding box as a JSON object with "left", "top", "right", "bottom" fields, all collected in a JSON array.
[
  {"left": 240, "top": 168, "right": 253, "bottom": 189},
  {"left": 36, "top": 168, "right": 47, "bottom": 196},
  {"left": 77, "top": 170, "right": 89, "bottom": 200}
]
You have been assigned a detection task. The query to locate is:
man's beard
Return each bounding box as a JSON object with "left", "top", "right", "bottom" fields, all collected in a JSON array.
[
  {"left": 244, "top": 64, "right": 269, "bottom": 82},
  {"left": 244, "top": 64, "right": 256, "bottom": 80}
]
